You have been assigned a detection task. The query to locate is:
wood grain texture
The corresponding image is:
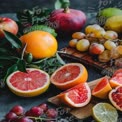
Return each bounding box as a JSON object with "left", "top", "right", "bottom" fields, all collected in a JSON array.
[
  {"left": 59, "top": 47, "right": 118, "bottom": 76},
  {"left": 48, "top": 76, "right": 110, "bottom": 119}
]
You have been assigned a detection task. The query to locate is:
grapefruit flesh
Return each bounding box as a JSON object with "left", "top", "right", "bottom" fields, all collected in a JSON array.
[
  {"left": 58, "top": 83, "right": 91, "bottom": 107},
  {"left": 92, "top": 77, "right": 112, "bottom": 99},
  {"left": 51, "top": 63, "right": 88, "bottom": 90},
  {"left": 6, "top": 68, "right": 50, "bottom": 97},
  {"left": 109, "top": 86, "right": 122, "bottom": 111},
  {"left": 110, "top": 69, "right": 122, "bottom": 88}
]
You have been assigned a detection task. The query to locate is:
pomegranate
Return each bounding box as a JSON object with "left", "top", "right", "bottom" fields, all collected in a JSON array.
[
  {"left": 109, "top": 86, "right": 122, "bottom": 111},
  {"left": 49, "top": 8, "right": 86, "bottom": 34}
]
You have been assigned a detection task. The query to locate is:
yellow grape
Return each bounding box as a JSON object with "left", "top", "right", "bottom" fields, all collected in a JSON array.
[
  {"left": 76, "top": 39, "right": 90, "bottom": 52},
  {"left": 104, "top": 40, "right": 116, "bottom": 50},
  {"left": 69, "top": 39, "right": 78, "bottom": 48},
  {"left": 85, "top": 24, "right": 102, "bottom": 34},
  {"left": 104, "top": 31, "right": 118, "bottom": 40},
  {"left": 72, "top": 32, "right": 86, "bottom": 39},
  {"left": 93, "top": 29, "right": 106, "bottom": 38}
]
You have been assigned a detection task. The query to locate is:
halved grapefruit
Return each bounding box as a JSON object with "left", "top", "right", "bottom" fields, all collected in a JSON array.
[
  {"left": 6, "top": 68, "right": 50, "bottom": 97},
  {"left": 58, "top": 83, "right": 91, "bottom": 107},
  {"left": 50, "top": 63, "right": 88, "bottom": 90},
  {"left": 110, "top": 69, "right": 122, "bottom": 88},
  {"left": 92, "top": 77, "right": 112, "bottom": 99},
  {"left": 109, "top": 86, "right": 122, "bottom": 111}
]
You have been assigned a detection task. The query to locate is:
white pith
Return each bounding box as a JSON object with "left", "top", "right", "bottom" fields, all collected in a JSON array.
[
  {"left": 6, "top": 68, "right": 50, "bottom": 93},
  {"left": 51, "top": 63, "right": 85, "bottom": 86}
]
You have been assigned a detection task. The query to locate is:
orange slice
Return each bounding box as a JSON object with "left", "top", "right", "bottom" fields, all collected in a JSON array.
[
  {"left": 58, "top": 83, "right": 91, "bottom": 107},
  {"left": 110, "top": 69, "right": 122, "bottom": 88},
  {"left": 6, "top": 68, "right": 50, "bottom": 97},
  {"left": 50, "top": 63, "right": 88, "bottom": 90},
  {"left": 92, "top": 77, "right": 112, "bottom": 99}
]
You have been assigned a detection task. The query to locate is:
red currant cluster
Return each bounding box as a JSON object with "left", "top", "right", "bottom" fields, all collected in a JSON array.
[{"left": 2, "top": 103, "right": 58, "bottom": 122}]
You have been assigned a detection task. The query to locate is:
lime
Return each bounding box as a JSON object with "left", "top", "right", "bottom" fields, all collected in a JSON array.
[{"left": 92, "top": 103, "right": 118, "bottom": 122}]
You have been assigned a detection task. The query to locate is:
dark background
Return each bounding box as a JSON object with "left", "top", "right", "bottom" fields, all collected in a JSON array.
[
  {"left": 0, "top": 0, "right": 122, "bottom": 13},
  {"left": 0, "top": 0, "right": 122, "bottom": 121}
]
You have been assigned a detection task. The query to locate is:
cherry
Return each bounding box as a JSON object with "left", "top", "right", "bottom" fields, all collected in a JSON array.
[
  {"left": 17, "top": 117, "right": 33, "bottom": 122},
  {"left": 5, "top": 112, "right": 17, "bottom": 120},
  {"left": 46, "top": 108, "right": 58, "bottom": 118},
  {"left": 38, "top": 103, "right": 48, "bottom": 112},
  {"left": 29, "top": 106, "right": 44, "bottom": 117},
  {"left": 10, "top": 105, "right": 24, "bottom": 116}
]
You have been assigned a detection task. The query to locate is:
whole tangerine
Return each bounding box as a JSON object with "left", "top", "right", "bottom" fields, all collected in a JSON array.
[{"left": 20, "top": 31, "right": 58, "bottom": 59}]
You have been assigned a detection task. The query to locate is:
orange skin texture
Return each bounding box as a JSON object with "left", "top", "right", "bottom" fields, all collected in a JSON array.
[
  {"left": 51, "top": 63, "right": 88, "bottom": 90},
  {"left": 92, "top": 77, "right": 112, "bottom": 99},
  {"left": 0, "top": 17, "right": 18, "bottom": 38},
  {"left": 89, "top": 43, "right": 105, "bottom": 55},
  {"left": 20, "top": 31, "right": 58, "bottom": 59}
]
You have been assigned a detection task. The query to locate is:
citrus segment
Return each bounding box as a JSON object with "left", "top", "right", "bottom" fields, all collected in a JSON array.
[
  {"left": 92, "top": 77, "right": 112, "bottom": 99},
  {"left": 92, "top": 103, "right": 118, "bottom": 122},
  {"left": 6, "top": 68, "right": 50, "bottom": 97},
  {"left": 20, "top": 31, "right": 58, "bottom": 59},
  {"left": 58, "top": 83, "right": 91, "bottom": 107},
  {"left": 109, "top": 86, "right": 122, "bottom": 111},
  {"left": 50, "top": 63, "right": 88, "bottom": 90},
  {"left": 110, "top": 69, "right": 122, "bottom": 88}
]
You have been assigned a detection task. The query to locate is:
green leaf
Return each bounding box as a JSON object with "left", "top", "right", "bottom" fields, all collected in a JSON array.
[
  {"left": 56, "top": 53, "right": 65, "bottom": 65},
  {"left": 0, "top": 48, "right": 12, "bottom": 56},
  {"left": 0, "top": 55, "right": 19, "bottom": 60},
  {"left": 55, "top": 0, "right": 70, "bottom": 9},
  {"left": 4, "top": 30, "right": 22, "bottom": 49},
  {"left": 17, "top": 59, "right": 27, "bottom": 72},
  {"left": 55, "top": 0, "right": 62, "bottom": 9},
  {"left": 4, "top": 64, "right": 18, "bottom": 81},
  {"left": 0, "top": 60, "right": 13, "bottom": 66},
  {"left": 23, "top": 25, "right": 57, "bottom": 37}
]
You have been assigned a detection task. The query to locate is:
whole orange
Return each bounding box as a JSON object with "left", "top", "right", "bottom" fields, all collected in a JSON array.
[{"left": 20, "top": 31, "right": 58, "bottom": 59}]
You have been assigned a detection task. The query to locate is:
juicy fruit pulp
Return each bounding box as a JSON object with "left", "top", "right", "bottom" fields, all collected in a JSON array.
[
  {"left": 20, "top": 31, "right": 58, "bottom": 59},
  {"left": 58, "top": 83, "right": 91, "bottom": 107},
  {"left": 49, "top": 9, "right": 86, "bottom": 34},
  {"left": 6, "top": 68, "right": 50, "bottom": 97},
  {"left": 51, "top": 63, "right": 88, "bottom": 90},
  {"left": 92, "top": 77, "right": 112, "bottom": 99},
  {"left": 109, "top": 86, "right": 122, "bottom": 111},
  {"left": 92, "top": 103, "right": 118, "bottom": 122},
  {"left": 110, "top": 69, "right": 122, "bottom": 88}
]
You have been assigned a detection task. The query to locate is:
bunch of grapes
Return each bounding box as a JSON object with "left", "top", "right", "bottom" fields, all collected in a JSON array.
[{"left": 2, "top": 103, "right": 58, "bottom": 122}]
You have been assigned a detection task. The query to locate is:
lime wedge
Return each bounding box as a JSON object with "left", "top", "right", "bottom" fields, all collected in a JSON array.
[{"left": 92, "top": 103, "right": 118, "bottom": 122}]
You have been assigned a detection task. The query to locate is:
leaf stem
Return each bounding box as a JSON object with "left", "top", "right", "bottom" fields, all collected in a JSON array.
[
  {"left": 21, "top": 43, "right": 27, "bottom": 60},
  {"left": 27, "top": 116, "right": 57, "bottom": 121},
  {"left": 56, "top": 52, "right": 65, "bottom": 65}
]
